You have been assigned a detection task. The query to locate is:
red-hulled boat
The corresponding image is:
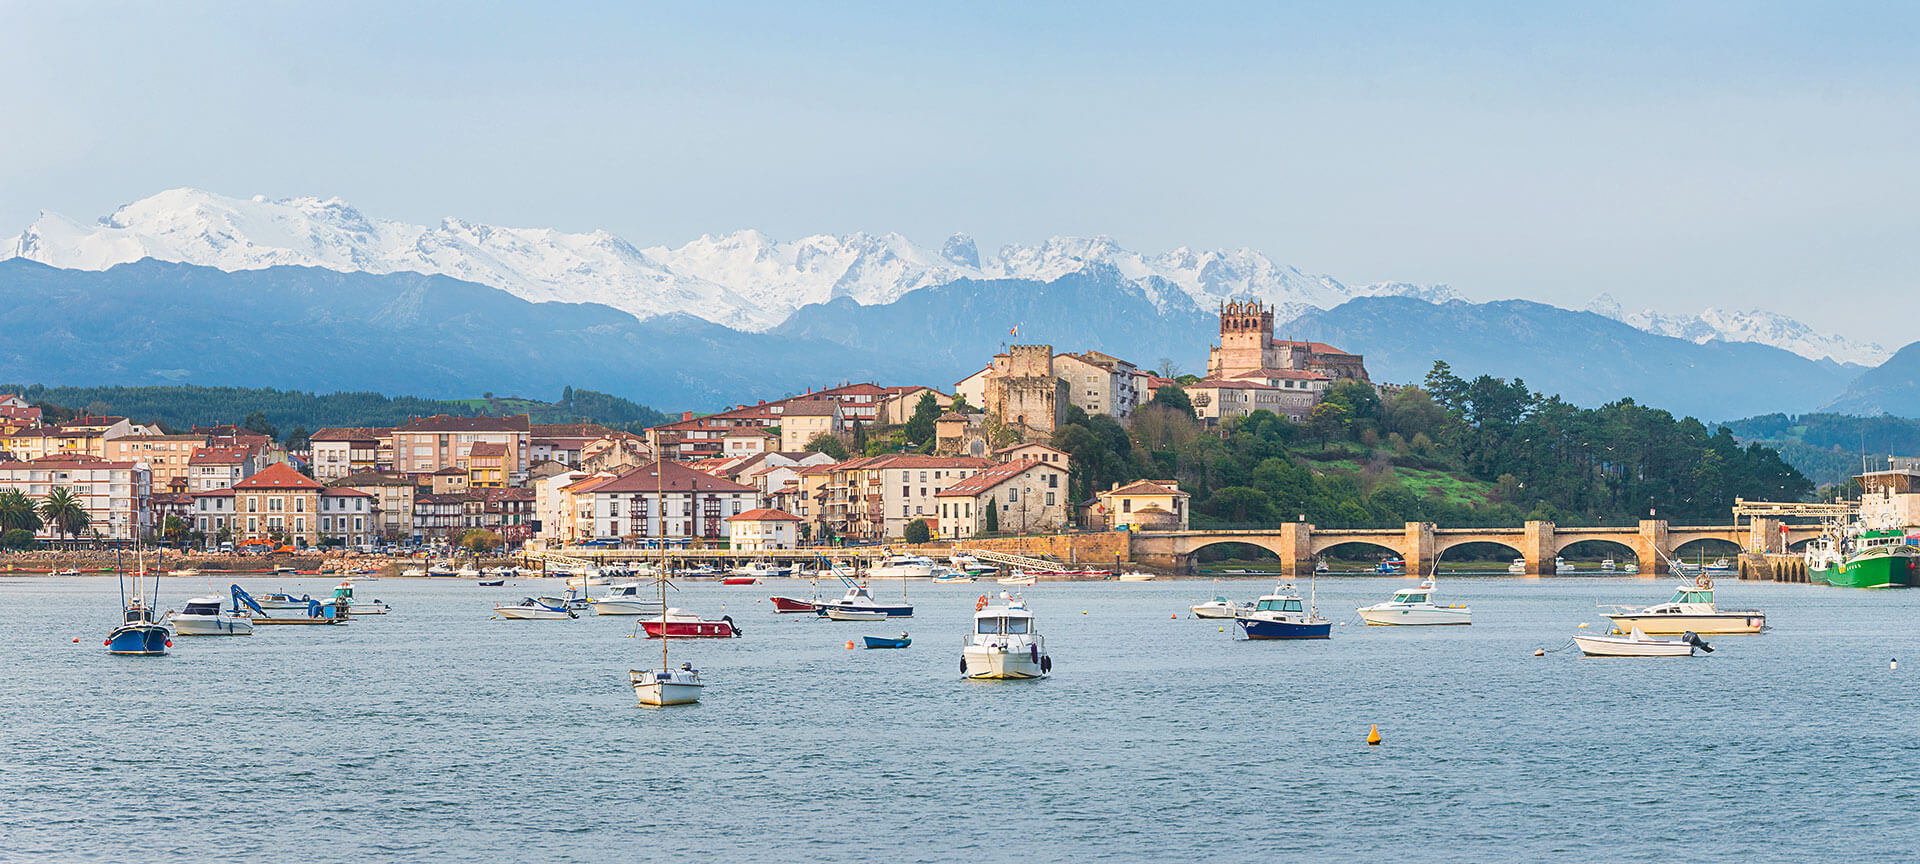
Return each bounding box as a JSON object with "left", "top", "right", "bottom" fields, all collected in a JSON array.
[
  {"left": 769, "top": 596, "right": 817, "bottom": 613},
  {"left": 641, "top": 608, "right": 739, "bottom": 638},
  {"left": 722, "top": 576, "right": 758, "bottom": 585}
]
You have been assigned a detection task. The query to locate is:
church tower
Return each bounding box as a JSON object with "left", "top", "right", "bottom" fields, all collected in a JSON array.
[{"left": 1206, "top": 299, "right": 1277, "bottom": 378}]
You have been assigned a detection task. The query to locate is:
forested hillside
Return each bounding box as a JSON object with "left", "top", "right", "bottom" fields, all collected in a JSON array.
[
  {"left": 5, "top": 384, "right": 667, "bottom": 437},
  {"left": 1042, "top": 361, "right": 1811, "bottom": 532},
  {"left": 1722, "top": 412, "right": 1920, "bottom": 488}
]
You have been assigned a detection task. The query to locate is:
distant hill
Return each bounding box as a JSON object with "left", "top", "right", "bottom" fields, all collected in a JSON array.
[
  {"left": 0, "top": 258, "right": 907, "bottom": 410},
  {"left": 1821, "top": 340, "right": 1920, "bottom": 416},
  {"left": 1281, "top": 297, "right": 1855, "bottom": 419},
  {"left": 1722, "top": 411, "right": 1920, "bottom": 487}
]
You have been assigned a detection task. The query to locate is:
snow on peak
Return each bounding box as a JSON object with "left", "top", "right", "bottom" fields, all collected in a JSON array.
[{"left": 1586, "top": 297, "right": 1886, "bottom": 366}]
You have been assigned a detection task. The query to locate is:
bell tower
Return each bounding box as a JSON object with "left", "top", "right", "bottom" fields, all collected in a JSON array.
[{"left": 1206, "top": 299, "right": 1276, "bottom": 377}]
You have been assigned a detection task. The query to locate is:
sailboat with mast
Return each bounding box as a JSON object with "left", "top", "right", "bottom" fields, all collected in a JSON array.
[
  {"left": 629, "top": 459, "right": 704, "bottom": 706},
  {"left": 106, "top": 545, "right": 171, "bottom": 655}
]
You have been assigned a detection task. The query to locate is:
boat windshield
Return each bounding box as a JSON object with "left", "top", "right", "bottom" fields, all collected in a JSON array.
[
  {"left": 1256, "top": 598, "right": 1303, "bottom": 612},
  {"left": 1395, "top": 593, "right": 1427, "bottom": 604},
  {"left": 182, "top": 602, "right": 221, "bottom": 615},
  {"left": 1670, "top": 589, "right": 1713, "bottom": 604}
]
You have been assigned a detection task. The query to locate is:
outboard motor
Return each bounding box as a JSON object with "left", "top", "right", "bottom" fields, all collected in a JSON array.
[
  {"left": 722, "top": 614, "right": 740, "bottom": 637},
  {"left": 1682, "top": 631, "right": 1713, "bottom": 653}
]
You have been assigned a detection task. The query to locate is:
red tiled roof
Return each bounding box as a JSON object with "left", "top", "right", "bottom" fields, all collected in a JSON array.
[
  {"left": 724, "top": 507, "right": 801, "bottom": 522},
  {"left": 232, "top": 463, "right": 323, "bottom": 491},
  {"left": 188, "top": 446, "right": 251, "bottom": 465},
  {"left": 1102, "top": 480, "right": 1188, "bottom": 498},
  {"left": 581, "top": 460, "right": 756, "bottom": 494},
  {"left": 395, "top": 414, "right": 531, "bottom": 433},
  {"left": 994, "top": 442, "right": 1065, "bottom": 455},
  {"left": 1231, "top": 368, "right": 1332, "bottom": 381},
  {"left": 531, "top": 423, "right": 614, "bottom": 437},
  {"left": 935, "top": 459, "right": 1058, "bottom": 497},
  {"left": 1, "top": 458, "right": 134, "bottom": 470},
  {"left": 321, "top": 487, "right": 374, "bottom": 498},
  {"left": 780, "top": 400, "right": 841, "bottom": 417},
  {"left": 330, "top": 471, "right": 417, "bottom": 487},
  {"left": 309, "top": 426, "right": 390, "bottom": 442},
  {"left": 1272, "top": 339, "right": 1352, "bottom": 355},
  {"left": 467, "top": 442, "right": 508, "bottom": 457},
  {"left": 1189, "top": 377, "right": 1280, "bottom": 390},
  {"left": 191, "top": 488, "right": 236, "bottom": 498}
]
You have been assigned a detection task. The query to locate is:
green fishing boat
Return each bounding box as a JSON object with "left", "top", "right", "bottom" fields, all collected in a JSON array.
[{"left": 1807, "top": 530, "right": 1917, "bottom": 589}]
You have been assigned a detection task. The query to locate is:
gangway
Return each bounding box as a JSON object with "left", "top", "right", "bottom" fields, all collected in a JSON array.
[
  {"left": 231, "top": 584, "right": 347, "bottom": 625},
  {"left": 951, "top": 547, "right": 1070, "bottom": 572},
  {"left": 1731, "top": 498, "right": 1856, "bottom": 519}
]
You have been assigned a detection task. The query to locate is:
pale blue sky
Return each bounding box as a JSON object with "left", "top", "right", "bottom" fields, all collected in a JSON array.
[{"left": 4, "top": 2, "right": 1918, "bottom": 343}]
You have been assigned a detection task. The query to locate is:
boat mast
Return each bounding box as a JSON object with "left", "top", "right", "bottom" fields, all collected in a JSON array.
[{"left": 659, "top": 457, "right": 669, "bottom": 673}]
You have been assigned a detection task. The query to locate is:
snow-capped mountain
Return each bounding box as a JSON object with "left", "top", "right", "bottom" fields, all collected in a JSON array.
[
  {"left": 0, "top": 189, "right": 1451, "bottom": 331},
  {"left": 1585, "top": 294, "right": 1887, "bottom": 366}
]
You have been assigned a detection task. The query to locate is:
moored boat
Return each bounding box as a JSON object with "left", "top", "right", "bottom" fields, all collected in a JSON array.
[
  {"left": 1116, "top": 571, "right": 1155, "bottom": 582},
  {"left": 107, "top": 550, "right": 171, "bottom": 655},
  {"left": 721, "top": 576, "right": 758, "bottom": 585},
  {"left": 168, "top": 595, "right": 255, "bottom": 636},
  {"left": 1190, "top": 596, "right": 1251, "bottom": 619},
  {"left": 1573, "top": 627, "right": 1711, "bottom": 657},
  {"left": 495, "top": 597, "right": 577, "bottom": 620},
  {"left": 768, "top": 596, "right": 819, "bottom": 613},
  {"left": 1234, "top": 583, "right": 1331, "bottom": 640},
  {"left": 1507, "top": 558, "right": 1527, "bottom": 575},
  {"left": 813, "top": 582, "right": 912, "bottom": 618},
  {"left": 1809, "top": 530, "right": 1917, "bottom": 589},
  {"left": 869, "top": 554, "right": 936, "bottom": 579},
  {"left": 1601, "top": 577, "right": 1764, "bottom": 635},
  {"left": 962, "top": 593, "right": 1050, "bottom": 680},
  {"left": 864, "top": 633, "right": 911, "bottom": 649},
  {"left": 997, "top": 573, "right": 1038, "bottom": 586},
  {"left": 640, "top": 609, "right": 739, "bottom": 638},
  {"left": 592, "top": 583, "right": 663, "bottom": 616},
  {"left": 630, "top": 664, "right": 704, "bottom": 707},
  {"left": 1357, "top": 579, "right": 1471, "bottom": 626},
  {"left": 824, "top": 607, "right": 890, "bottom": 621}
]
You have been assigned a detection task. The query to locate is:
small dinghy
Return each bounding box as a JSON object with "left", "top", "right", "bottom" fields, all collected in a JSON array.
[
  {"left": 495, "top": 597, "right": 577, "bottom": 620},
  {"left": 769, "top": 596, "right": 818, "bottom": 613},
  {"left": 863, "top": 633, "right": 911, "bottom": 649},
  {"left": 1573, "top": 627, "right": 1711, "bottom": 657},
  {"left": 477, "top": 579, "right": 506, "bottom": 587},
  {"left": 640, "top": 608, "right": 738, "bottom": 638},
  {"left": 721, "top": 576, "right": 758, "bottom": 585}
]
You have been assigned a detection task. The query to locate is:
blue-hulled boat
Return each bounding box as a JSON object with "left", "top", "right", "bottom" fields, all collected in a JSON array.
[
  {"left": 863, "top": 633, "right": 911, "bottom": 649},
  {"left": 1234, "top": 583, "right": 1331, "bottom": 640},
  {"left": 813, "top": 581, "right": 913, "bottom": 618},
  {"left": 107, "top": 550, "right": 171, "bottom": 655}
]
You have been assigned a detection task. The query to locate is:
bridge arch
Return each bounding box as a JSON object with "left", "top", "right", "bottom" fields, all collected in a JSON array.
[
  {"left": 1672, "top": 537, "right": 1740, "bottom": 560},
  {"left": 1188, "top": 538, "right": 1288, "bottom": 564},
  {"left": 1554, "top": 537, "right": 1640, "bottom": 563},
  {"left": 1433, "top": 537, "right": 1524, "bottom": 560},
  {"left": 1310, "top": 538, "right": 1411, "bottom": 563}
]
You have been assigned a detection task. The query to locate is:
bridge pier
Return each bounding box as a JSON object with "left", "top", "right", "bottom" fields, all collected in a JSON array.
[
  {"left": 1279, "top": 522, "right": 1313, "bottom": 578},
  {"left": 1520, "top": 520, "right": 1556, "bottom": 575},
  {"left": 1403, "top": 522, "right": 1436, "bottom": 577},
  {"left": 1747, "top": 517, "right": 1784, "bottom": 554},
  {"left": 1636, "top": 520, "right": 1669, "bottom": 575}
]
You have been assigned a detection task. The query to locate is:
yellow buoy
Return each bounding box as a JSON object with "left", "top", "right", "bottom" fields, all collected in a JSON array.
[
  {"left": 1577, "top": 622, "right": 1589, "bottom": 629},
  {"left": 1533, "top": 648, "right": 1545, "bottom": 656},
  {"left": 1367, "top": 725, "right": 1382, "bottom": 746}
]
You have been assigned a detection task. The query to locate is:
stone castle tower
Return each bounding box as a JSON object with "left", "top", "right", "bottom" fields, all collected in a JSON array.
[
  {"left": 1206, "top": 300, "right": 1279, "bottom": 378},
  {"left": 986, "top": 345, "right": 1069, "bottom": 436}
]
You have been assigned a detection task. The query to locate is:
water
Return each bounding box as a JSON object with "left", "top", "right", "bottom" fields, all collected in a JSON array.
[{"left": 4, "top": 574, "right": 1918, "bottom": 862}]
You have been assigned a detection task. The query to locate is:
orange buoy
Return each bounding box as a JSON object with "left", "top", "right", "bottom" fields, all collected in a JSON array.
[
  {"left": 1533, "top": 649, "right": 1545, "bottom": 656},
  {"left": 845, "top": 640, "right": 856, "bottom": 650},
  {"left": 1171, "top": 613, "right": 1178, "bottom": 619},
  {"left": 1367, "top": 725, "right": 1382, "bottom": 746},
  {"left": 72, "top": 637, "right": 79, "bottom": 643}
]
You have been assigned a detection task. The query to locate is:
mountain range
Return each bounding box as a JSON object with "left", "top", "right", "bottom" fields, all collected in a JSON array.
[
  {"left": 3, "top": 189, "right": 1916, "bottom": 419},
  {"left": 1, "top": 188, "right": 1877, "bottom": 365}
]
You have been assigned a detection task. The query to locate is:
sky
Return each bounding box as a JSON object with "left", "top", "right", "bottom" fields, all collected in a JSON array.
[{"left": 3, "top": 1, "right": 1918, "bottom": 344}]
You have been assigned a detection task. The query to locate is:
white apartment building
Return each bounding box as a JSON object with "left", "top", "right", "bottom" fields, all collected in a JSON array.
[{"left": 0, "top": 457, "right": 153, "bottom": 541}]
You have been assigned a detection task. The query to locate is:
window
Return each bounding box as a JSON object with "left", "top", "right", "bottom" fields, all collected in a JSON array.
[
  {"left": 1123, "top": 500, "right": 1132, "bottom": 513},
  {"left": 1047, "top": 474, "right": 1058, "bottom": 489},
  {"left": 1045, "top": 493, "right": 1055, "bottom": 506},
  {"left": 1008, "top": 488, "right": 1018, "bottom": 503}
]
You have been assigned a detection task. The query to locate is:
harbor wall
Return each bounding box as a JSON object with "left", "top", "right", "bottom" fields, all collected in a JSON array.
[{"left": 904, "top": 531, "right": 1131, "bottom": 566}]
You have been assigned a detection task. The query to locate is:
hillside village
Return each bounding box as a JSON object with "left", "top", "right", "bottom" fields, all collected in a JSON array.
[{"left": 0, "top": 302, "right": 1369, "bottom": 551}]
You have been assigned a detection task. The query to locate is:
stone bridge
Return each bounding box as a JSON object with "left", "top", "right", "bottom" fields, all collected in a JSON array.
[{"left": 1128, "top": 519, "right": 1823, "bottom": 576}]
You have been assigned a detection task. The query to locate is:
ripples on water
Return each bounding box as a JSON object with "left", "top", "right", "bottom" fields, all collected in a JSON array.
[{"left": 3, "top": 575, "right": 1918, "bottom": 862}]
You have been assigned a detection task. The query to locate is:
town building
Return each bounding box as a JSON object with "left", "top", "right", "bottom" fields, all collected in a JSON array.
[
  {"left": 565, "top": 461, "right": 760, "bottom": 542},
  {"left": 1091, "top": 480, "right": 1191, "bottom": 530},
  {"left": 412, "top": 494, "right": 467, "bottom": 542},
  {"left": 532, "top": 468, "right": 591, "bottom": 545},
  {"left": 777, "top": 400, "right": 843, "bottom": 452},
  {"left": 103, "top": 433, "right": 210, "bottom": 491},
  {"left": 228, "top": 463, "right": 324, "bottom": 548},
  {"left": 467, "top": 441, "right": 508, "bottom": 487},
  {"left": 722, "top": 427, "right": 779, "bottom": 457},
  {"left": 1187, "top": 377, "right": 1286, "bottom": 425},
  {"left": 529, "top": 423, "right": 616, "bottom": 467},
  {"left": 876, "top": 387, "right": 958, "bottom": 425},
  {"left": 982, "top": 346, "right": 1070, "bottom": 436},
  {"left": 309, "top": 427, "right": 388, "bottom": 481},
  {"left": 580, "top": 433, "right": 653, "bottom": 473},
  {"left": 187, "top": 445, "right": 261, "bottom": 493},
  {"left": 327, "top": 471, "right": 417, "bottom": 541},
  {"left": 993, "top": 442, "right": 1071, "bottom": 475},
  {"left": 0, "top": 456, "right": 152, "bottom": 541},
  {"left": 725, "top": 508, "right": 802, "bottom": 551},
  {"left": 391, "top": 414, "right": 532, "bottom": 484},
  {"left": 319, "top": 487, "right": 376, "bottom": 547},
  {"left": 1053, "top": 350, "right": 1141, "bottom": 420},
  {"left": 934, "top": 459, "right": 1071, "bottom": 537},
  {"left": 1224, "top": 368, "right": 1332, "bottom": 421},
  {"left": 816, "top": 455, "right": 999, "bottom": 541},
  {"left": 0, "top": 393, "right": 41, "bottom": 424}
]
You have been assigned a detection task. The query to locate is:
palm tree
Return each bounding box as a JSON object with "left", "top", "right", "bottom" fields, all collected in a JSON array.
[
  {"left": 0, "top": 489, "right": 42, "bottom": 534},
  {"left": 38, "top": 487, "right": 90, "bottom": 541}
]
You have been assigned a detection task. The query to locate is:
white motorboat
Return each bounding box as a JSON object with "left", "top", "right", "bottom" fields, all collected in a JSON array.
[
  {"left": 727, "top": 561, "right": 787, "bottom": 579},
  {"left": 813, "top": 582, "right": 912, "bottom": 618},
  {"left": 630, "top": 664, "right": 704, "bottom": 707},
  {"left": 428, "top": 562, "right": 457, "bottom": 576},
  {"left": 1507, "top": 558, "right": 1527, "bottom": 575},
  {"left": 824, "top": 607, "right": 890, "bottom": 621},
  {"left": 565, "top": 567, "right": 608, "bottom": 587},
  {"left": 997, "top": 573, "right": 1038, "bottom": 586},
  {"left": 869, "top": 555, "right": 935, "bottom": 579},
  {"left": 329, "top": 581, "right": 390, "bottom": 615},
  {"left": 456, "top": 566, "right": 482, "bottom": 578},
  {"left": 1601, "top": 558, "right": 1618, "bottom": 573},
  {"left": 591, "top": 582, "right": 664, "bottom": 616},
  {"left": 255, "top": 592, "right": 314, "bottom": 610},
  {"left": 962, "top": 593, "right": 1050, "bottom": 680},
  {"left": 1233, "top": 584, "right": 1332, "bottom": 639},
  {"left": 1573, "top": 626, "right": 1711, "bottom": 657},
  {"left": 401, "top": 567, "right": 427, "bottom": 577},
  {"left": 1357, "top": 579, "right": 1471, "bottom": 626},
  {"left": 1556, "top": 557, "right": 1575, "bottom": 574},
  {"left": 1190, "top": 596, "right": 1252, "bottom": 619},
  {"left": 1116, "top": 571, "right": 1156, "bottom": 582},
  {"left": 948, "top": 554, "right": 996, "bottom": 575},
  {"left": 931, "top": 572, "right": 976, "bottom": 584},
  {"left": 495, "top": 597, "right": 577, "bottom": 620},
  {"left": 1601, "top": 577, "right": 1765, "bottom": 635},
  {"left": 166, "top": 568, "right": 202, "bottom": 578},
  {"left": 168, "top": 594, "right": 255, "bottom": 636}
]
